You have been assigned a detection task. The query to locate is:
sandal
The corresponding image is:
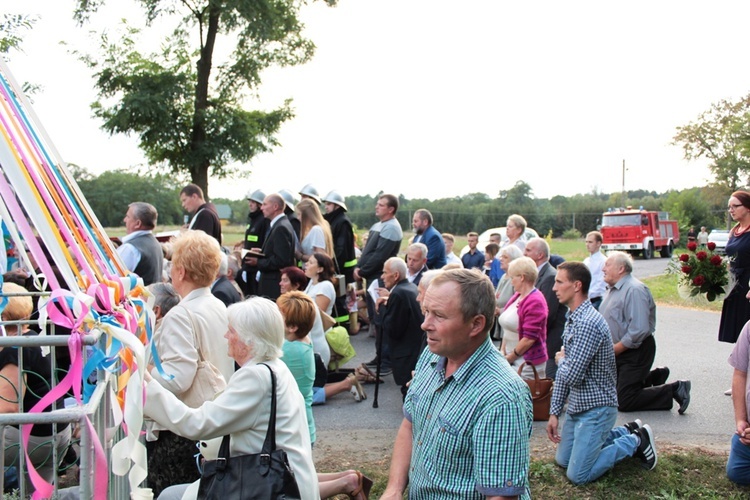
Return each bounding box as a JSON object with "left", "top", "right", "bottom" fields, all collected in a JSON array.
[
  {"left": 347, "top": 373, "right": 367, "bottom": 401},
  {"left": 355, "top": 364, "right": 384, "bottom": 384},
  {"left": 348, "top": 471, "right": 373, "bottom": 500}
]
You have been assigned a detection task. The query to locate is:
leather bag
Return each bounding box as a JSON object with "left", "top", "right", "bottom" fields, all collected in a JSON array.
[
  {"left": 197, "top": 363, "right": 301, "bottom": 500},
  {"left": 180, "top": 307, "right": 227, "bottom": 408},
  {"left": 518, "top": 362, "right": 553, "bottom": 421}
]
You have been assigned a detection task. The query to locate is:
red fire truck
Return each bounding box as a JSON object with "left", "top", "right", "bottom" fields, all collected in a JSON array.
[{"left": 599, "top": 208, "right": 680, "bottom": 259}]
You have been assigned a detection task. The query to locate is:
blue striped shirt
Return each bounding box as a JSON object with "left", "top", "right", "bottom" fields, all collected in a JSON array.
[
  {"left": 551, "top": 300, "right": 618, "bottom": 416},
  {"left": 403, "top": 338, "right": 533, "bottom": 499}
]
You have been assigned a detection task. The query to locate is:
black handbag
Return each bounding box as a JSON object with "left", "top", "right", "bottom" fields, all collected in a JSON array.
[{"left": 197, "top": 363, "right": 302, "bottom": 500}]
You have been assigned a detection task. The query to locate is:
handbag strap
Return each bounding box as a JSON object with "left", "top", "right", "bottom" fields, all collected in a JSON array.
[{"left": 216, "top": 363, "right": 277, "bottom": 469}]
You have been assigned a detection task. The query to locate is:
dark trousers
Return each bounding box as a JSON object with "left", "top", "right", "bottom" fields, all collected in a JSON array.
[
  {"left": 146, "top": 430, "right": 200, "bottom": 497},
  {"left": 615, "top": 335, "right": 673, "bottom": 412}
]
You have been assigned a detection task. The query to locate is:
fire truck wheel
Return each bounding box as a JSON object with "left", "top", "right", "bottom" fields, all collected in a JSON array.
[
  {"left": 660, "top": 241, "right": 673, "bottom": 258},
  {"left": 642, "top": 242, "right": 654, "bottom": 260}
]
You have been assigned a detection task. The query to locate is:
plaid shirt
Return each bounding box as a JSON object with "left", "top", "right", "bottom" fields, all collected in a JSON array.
[
  {"left": 403, "top": 339, "right": 533, "bottom": 499},
  {"left": 551, "top": 300, "right": 618, "bottom": 416}
]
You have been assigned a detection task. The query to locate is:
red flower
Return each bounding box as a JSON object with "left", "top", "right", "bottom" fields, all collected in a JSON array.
[
  {"left": 707, "top": 242, "right": 716, "bottom": 251},
  {"left": 696, "top": 251, "right": 708, "bottom": 261},
  {"left": 679, "top": 253, "right": 690, "bottom": 262},
  {"left": 687, "top": 242, "right": 698, "bottom": 251},
  {"left": 692, "top": 275, "right": 705, "bottom": 286},
  {"left": 710, "top": 255, "right": 723, "bottom": 266},
  {"left": 681, "top": 265, "right": 692, "bottom": 274}
]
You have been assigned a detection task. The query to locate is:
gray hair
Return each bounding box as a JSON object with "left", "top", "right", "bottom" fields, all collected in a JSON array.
[
  {"left": 408, "top": 242, "right": 428, "bottom": 260},
  {"left": 227, "top": 254, "right": 240, "bottom": 276},
  {"left": 607, "top": 251, "right": 633, "bottom": 274},
  {"left": 129, "top": 202, "right": 158, "bottom": 229},
  {"left": 218, "top": 252, "right": 229, "bottom": 276},
  {"left": 414, "top": 208, "right": 433, "bottom": 225},
  {"left": 385, "top": 256, "right": 408, "bottom": 279},
  {"left": 500, "top": 244, "right": 523, "bottom": 261},
  {"left": 430, "top": 269, "right": 496, "bottom": 335},
  {"left": 419, "top": 270, "right": 442, "bottom": 291},
  {"left": 227, "top": 297, "right": 284, "bottom": 362},
  {"left": 148, "top": 282, "right": 180, "bottom": 317},
  {"left": 527, "top": 237, "right": 550, "bottom": 260}
]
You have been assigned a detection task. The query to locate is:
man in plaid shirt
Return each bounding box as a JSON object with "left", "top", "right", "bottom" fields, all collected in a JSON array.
[{"left": 547, "top": 262, "right": 657, "bottom": 484}]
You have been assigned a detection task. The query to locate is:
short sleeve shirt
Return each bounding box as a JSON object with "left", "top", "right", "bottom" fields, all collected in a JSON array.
[
  {"left": 403, "top": 339, "right": 532, "bottom": 499},
  {"left": 729, "top": 322, "right": 750, "bottom": 420}
]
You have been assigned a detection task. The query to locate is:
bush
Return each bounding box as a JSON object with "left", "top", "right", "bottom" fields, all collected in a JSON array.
[{"left": 561, "top": 228, "right": 582, "bottom": 239}]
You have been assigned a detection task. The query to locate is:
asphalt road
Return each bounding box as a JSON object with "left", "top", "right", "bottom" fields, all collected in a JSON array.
[{"left": 313, "top": 257, "right": 734, "bottom": 454}]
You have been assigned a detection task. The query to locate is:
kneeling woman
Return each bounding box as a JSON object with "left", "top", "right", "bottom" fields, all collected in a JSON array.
[
  {"left": 499, "top": 256, "right": 549, "bottom": 379},
  {"left": 145, "top": 297, "right": 318, "bottom": 500}
]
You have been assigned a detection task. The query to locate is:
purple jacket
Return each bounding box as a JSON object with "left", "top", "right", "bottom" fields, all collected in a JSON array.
[{"left": 505, "top": 288, "right": 549, "bottom": 365}]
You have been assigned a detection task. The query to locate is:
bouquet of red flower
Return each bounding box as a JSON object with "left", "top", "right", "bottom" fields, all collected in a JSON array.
[{"left": 668, "top": 241, "right": 728, "bottom": 301}]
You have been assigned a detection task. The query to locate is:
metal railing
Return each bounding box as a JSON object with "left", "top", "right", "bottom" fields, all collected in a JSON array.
[{"left": 0, "top": 291, "right": 129, "bottom": 499}]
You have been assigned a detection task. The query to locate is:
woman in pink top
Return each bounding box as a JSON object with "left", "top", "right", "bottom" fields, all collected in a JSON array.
[{"left": 498, "top": 256, "right": 549, "bottom": 379}]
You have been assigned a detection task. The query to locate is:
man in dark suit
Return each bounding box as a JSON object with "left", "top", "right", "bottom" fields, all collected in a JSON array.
[
  {"left": 525, "top": 237, "right": 568, "bottom": 379},
  {"left": 245, "top": 193, "right": 295, "bottom": 301},
  {"left": 379, "top": 257, "right": 425, "bottom": 399},
  {"left": 212, "top": 253, "right": 243, "bottom": 307},
  {"left": 405, "top": 243, "right": 428, "bottom": 286}
]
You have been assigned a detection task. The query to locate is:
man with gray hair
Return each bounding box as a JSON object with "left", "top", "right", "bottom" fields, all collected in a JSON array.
[
  {"left": 211, "top": 253, "right": 243, "bottom": 307},
  {"left": 379, "top": 257, "right": 424, "bottom": 398},
  {"left": 525, "top": 237, "right": 567, "bottom": 379},
  {"left": 382, "top": 268, "right": 532, "bottom": 499},
  {"left": 411, "top": 209, "right": 446, "bottom": 269},
  {"left": 600, "top": 251, "right": 691, "bottom": 414},
  {"left": 405, "top": 242, "right": 428, "bottom": 285},
  {"left": 117, "top": 202, "right": 163, "bottom": 286}
]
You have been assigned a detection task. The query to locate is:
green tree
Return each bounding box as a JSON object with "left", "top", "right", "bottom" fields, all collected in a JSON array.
[
  {"left": 78, "top": 169, "right": 183, "bottom": 226},
  {"left": 673, "top": 94, "right": 750, "bottom": 193},
  {"left": 0, "top": 14, "right": 35, "bottom": 54},
  {"left": 73, "top": 0, "right": 335, "bottom": 200}
]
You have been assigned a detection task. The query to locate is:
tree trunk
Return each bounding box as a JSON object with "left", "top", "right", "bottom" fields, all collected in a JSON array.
[{"left": 189, "top": 5, "right": 221, "bottom": 200}]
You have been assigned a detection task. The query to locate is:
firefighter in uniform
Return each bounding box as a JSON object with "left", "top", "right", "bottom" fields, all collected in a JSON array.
[
  {"left": 323, "top": 190, "right": 357, "bottom": 332},
  {"left": 240, "top": 189, "right": 269, "bottom": 297}
]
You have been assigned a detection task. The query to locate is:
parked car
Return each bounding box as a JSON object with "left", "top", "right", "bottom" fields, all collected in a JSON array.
[
  {"left": 708, "top": 229, "right": 729, "bottom": 254},
  {"left": 459, "top": 227, "right": 539, "bottom": 257}
]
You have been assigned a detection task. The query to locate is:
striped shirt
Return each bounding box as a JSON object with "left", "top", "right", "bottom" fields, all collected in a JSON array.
[
  {"left": 551, "top": 300, "right": 618, "bottom": 416},
  {"left": 403, "top": 338, "right": 533, "bottom": 499}
]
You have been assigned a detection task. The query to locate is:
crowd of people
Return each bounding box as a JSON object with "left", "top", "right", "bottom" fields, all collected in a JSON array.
[{"left": 5, "top": 183, "right": 750, "bottom": 497}]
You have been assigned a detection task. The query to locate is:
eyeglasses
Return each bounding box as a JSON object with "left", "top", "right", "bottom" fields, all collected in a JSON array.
[{"left": 728, "top": 204, "right": 744, "bottom": 211}]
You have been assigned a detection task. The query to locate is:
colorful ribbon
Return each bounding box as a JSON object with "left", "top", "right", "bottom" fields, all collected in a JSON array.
[{"left": 0, "top": 58, "right": 154, "bottom": 498}]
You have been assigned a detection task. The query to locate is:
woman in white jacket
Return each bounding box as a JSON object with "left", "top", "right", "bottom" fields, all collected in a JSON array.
[{"left": 145, "top": 296, "right": 319, "bottom": 500}]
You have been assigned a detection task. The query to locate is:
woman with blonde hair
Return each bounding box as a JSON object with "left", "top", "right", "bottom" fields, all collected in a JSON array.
[
  {"left": 499, "top": 256, "right": 549, "bottom": 379},
  {"left": 296, "top": 198, "right": 334, "bottom": 261},
  {"left": 146, "top": 230, "right": 234, "bottom": 496},
  {"left": 504, "top": 214, "right": 528, "bottom": 251}
]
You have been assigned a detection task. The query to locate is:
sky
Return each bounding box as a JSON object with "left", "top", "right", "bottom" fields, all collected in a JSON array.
[{"left": 8, "top": 1, "right": 750, "bottom": 202}]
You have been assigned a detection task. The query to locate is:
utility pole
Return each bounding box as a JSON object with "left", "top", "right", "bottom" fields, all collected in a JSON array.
[{"left": 621, "top": 159, "right": 626, "bottom": 205}]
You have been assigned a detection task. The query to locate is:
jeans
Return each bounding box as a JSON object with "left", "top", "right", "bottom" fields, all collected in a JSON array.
[
  {"left": 556, "top": 406, "right": 639, "bottom": 485},
  {"left": 727, "top": 433, "right": 750, "bottom": 485}
]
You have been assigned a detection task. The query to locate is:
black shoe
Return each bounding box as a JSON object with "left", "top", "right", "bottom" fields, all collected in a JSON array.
[
  {"left": 623, "top": 419, "right": 643, "bottom": 434},
  {"left": 650, "top": 367, "right": 670, "bottom": 386},
  {"left": 365, "top": 358, "right": 379, "bottom": 369},
  {"left": 674, "top": 380, "right": 691, "bottom": 415},
  {"left": 634, "top": 424, "right": 657, "bottom": 470}
]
